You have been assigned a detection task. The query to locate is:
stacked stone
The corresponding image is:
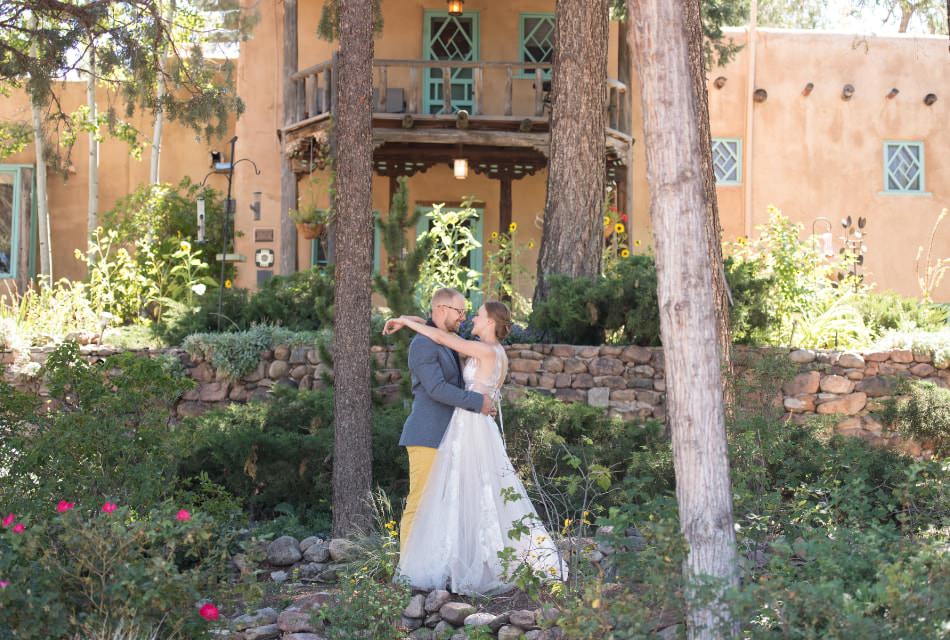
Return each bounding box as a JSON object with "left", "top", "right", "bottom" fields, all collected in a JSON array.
[
  {"left": 225, "top": 592, "right": 333, "bottom": 640},
  {"left": 781, "top": 349, "right": 946, "bottom": 456},
  {"left": 253, "top": 535, "right": 359, "bottom": 586},
  {"left": 502, "top": 344, "right": 667, "bottom": 421},
  {"left": 399, "top": 591, "right": 563, "bottom": 640}
]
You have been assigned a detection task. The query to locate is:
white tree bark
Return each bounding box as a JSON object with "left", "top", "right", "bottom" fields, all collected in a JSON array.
[
  {"left": 150, "top": 0, "right": 175, "bottom": 184},
  {"left": 87, "top": 41, "right": 99, "bottom": 262},
  {"left": 627, "top": 0, "right": 740, "bottom": 637},
  {"left": 29, "top": 22, "right": 52, "bottom": 278}
]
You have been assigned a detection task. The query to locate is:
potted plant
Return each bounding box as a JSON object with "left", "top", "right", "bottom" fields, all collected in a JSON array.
[{"left": 289, "top": 174, "right": 333, "bottom": 239}]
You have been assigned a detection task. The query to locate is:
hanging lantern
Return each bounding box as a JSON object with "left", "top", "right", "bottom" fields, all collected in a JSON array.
[
  {"left": 447, "top": 0, "right": 463, "bottom": 16},
  {"left": 453, "top": 158, "right": 468, "bottom": 180}
]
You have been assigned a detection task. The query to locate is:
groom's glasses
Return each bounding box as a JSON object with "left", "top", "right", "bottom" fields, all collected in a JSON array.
[{"left": 438, "top": 304, "right": 466, "bottom": 317}]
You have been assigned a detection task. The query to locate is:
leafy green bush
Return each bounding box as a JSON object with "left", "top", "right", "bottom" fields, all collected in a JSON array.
[
  {"left": 244, "top": 266, "right": 335, "bottom": 331},
  {"left": 529, "top": 254, "right": 771, "bottom": 346},
  {"left": 882, "top": 379, "right": 950, "bottom": 457},
  {"left": 182, "top": 324, "right": 326, "bottom": 379},
  {"left": 177, "top": 386, "right": 409, "bottom": 523},
  {"left": 0, "top": 501, "right": 231, "bottom": 639},
  {"left": 873, "top": 328, "right": 950, "bottom": 368},
  {"left": 855, "top": 290, "right": 947, "bottom": 336}
]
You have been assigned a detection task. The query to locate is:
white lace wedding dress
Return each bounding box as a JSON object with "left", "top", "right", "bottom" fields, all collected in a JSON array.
[{"left": 397, "top": 343, "right": 567, "bottom": 596}]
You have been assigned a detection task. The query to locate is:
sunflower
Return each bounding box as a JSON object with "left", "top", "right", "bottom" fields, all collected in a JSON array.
[
  {"left": 508, "top": 222, "right": 518, "bottom": 233},
  {"left": 491, "top": 231, "right": 499, "bottom": 239},
  {"left": 614, "top": 223, "right": 625, "bottom": 234},
  {"left": 224, "top": 279, "right": 232, "bottom": 289},
  {"left": 603, "top": 216, "right": 611, "bottom": 226},
  {"left": 634, "top": 239, "right": 642, "bottom": 247},
  {"left": 621, "top": 248, "right": 630, "bottom": 258},
  {"left": 528, "top": 240, "right": 535, "bottom": 249}
]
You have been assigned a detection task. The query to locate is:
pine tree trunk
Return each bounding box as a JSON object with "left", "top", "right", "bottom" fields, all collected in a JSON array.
[
  {"left": 899, "top": 6, "right": 913, "bottom": 32},
  {"left": 684, "top": 0, "right": 733, "bottom": 386},
  {"left": 279, "top": 0, "right": 299, "bottom": 275},
  {"left": 331, "top": 0, "right": 375, "bottom": 537},
  {"left": 29, "top": 27, "right": 52, "bottom": 278},
  {"left": 87, "top": 42, "right": 99, "bottom": 262},
  {"left": 533, "top": 0, "right": 609, "bottom": 306},
  {"left": 627, "top": 1, "right": 740, "bottom": 637}
]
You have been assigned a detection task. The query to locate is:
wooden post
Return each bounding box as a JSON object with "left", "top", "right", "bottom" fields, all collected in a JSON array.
[
  {"left": 442, "top": 66, "right": 452, "bottom": 114},
  {"left": 618, "top": 19, "right": 633, "bottom": 134},
  {"left": 304, "top": 74, "right": 314, "bottom": 119},
  {"left": 408, "top": 66, "right": 419, "bottom": 114},
  {"left": 473, "top": 67, "right": 483, "bottom": 115},
  {"left": 534, "top": 67, "right": 545, "bottom": 116},
  {"left": 499, "top": 172, "right": 513, "bottom": 303},
  {"left": 312, "top": 72, "right": 321, "bottom": 115},
  {"left": 377, "top": 65, "right": 388, "bottom": 112},
  {"left": 505, "top": 65, "right": 513, "bottom": 116},
  {"left": 279, "top": 0, "right": 299, "bottom": 275}
]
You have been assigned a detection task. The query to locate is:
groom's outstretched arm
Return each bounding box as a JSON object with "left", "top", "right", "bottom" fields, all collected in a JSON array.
[{"left": 409, "top": 337, "right": 485, "bottom": 413}]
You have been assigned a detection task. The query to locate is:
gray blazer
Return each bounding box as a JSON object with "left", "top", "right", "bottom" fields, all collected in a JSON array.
[{"left": 399, "top": 331, "right": 484, "bottom": 448}]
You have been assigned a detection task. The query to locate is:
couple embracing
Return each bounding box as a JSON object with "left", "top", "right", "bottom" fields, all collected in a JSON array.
[{"left": 383, "top": 288, "right": 566, "bottom": 596}]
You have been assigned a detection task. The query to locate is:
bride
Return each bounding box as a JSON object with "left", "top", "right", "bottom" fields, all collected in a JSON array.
[{"left": 383, "top": 301, "right": 566, "bottom": 596}]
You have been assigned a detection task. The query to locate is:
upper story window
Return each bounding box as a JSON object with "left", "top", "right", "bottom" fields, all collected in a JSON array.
[
  {"left": 1, "top": 166, "right": 26, "bottom": 280},
  {"left": 884, "top": 141, "right": 925, "bottom": 194},
  {"left": 712, "top": 138, "right": 742, "bottom": 185},
  {"left": 519, "top": 14, "right": 554, "bottom": 79}
]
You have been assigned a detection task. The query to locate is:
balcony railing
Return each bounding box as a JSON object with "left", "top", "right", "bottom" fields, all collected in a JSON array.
[{"left": 286, "top": 57, "right": 631, "bottom": 139}]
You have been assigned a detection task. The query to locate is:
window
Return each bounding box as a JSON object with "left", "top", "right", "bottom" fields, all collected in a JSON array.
[
  {"left": 0, "top": 166, "right": 27, "bottom": 280},
  {"left": 884, "top": 142, "right": 925, "bottom": 193},
  {"left": 312, "top": 226, "right": 380, "bottom": 272},
  {"left": 712, "top": 138, "right": 742, "bottom": 185},
  {"left": 519, "top": 14, "right": 554, "bottom": 79}
]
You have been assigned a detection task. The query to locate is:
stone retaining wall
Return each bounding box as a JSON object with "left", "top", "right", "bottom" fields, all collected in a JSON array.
[{"left": 2, "top": 343, "right": 942, "bottom": 454}]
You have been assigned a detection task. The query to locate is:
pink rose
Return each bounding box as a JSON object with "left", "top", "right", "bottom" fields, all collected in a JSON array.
[
  {"left": 56, "top": 500, "right": 75, "bottom": 513},
  {"left": 12, "top": 523, "right": 25, "bottom": 534},
  {"left": 176, "top": 509, "right": 191, "bottom": 522},
  {"left": 1, "top": 513, "right": 14, "bottom": 528},
  {"left": 198, "top": 602, "right": 220, "bottom": 621},
  {"left": 101, "top": 502, "right": 118, "bottom": 514},
  {"left": 0, "top": 580, "right": 9, "bottom": 589}
]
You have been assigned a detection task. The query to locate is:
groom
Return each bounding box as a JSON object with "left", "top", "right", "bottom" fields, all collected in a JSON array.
[{"left": 398, "top": 287, "right": 493, "bottom": 551}]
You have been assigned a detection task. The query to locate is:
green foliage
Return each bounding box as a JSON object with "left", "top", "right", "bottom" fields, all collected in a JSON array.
[
  {"left": 0, "top": 501, "right": 232, "bottom": 639},
  {"left": 374, "top": 178, "right": 431, "bottom": 398},
  {"left": 0, "top": 342, "right": 192, "bottom": 516},
  {"left": 874, "top": 328, "right": 950, "bottom": 368},
  {"left": 177, "top": 386, "right": 410, "bottom": 521},
  {"left": 483, "top": 223, "right": 535, "bottom": 322},
  {"left": 0, "top": 121, "right": 31, "bottom": 158},
  {"left": 882, "top": 379, "right": 950, "bottom": 457},
  {"left": 182, "top": 324, "right": 326, "bottom": 379},
  {"left": 316, "top": 0, "right": 384, "bottom": 41},
  {"left": 245, "top": 266, "right": 335, "bottom": 331},
  {"left": 416, "top": 201, "right": 483, "bottom": 306},
  {"left": 0, "top": 277, "right": 100, "bottom": 347},
  {"left": 855, "top": 290, "right": 948, "bottom": 336}
]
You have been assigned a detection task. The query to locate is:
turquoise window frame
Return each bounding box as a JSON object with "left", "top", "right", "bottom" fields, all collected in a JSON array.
[
  {"left": 518, "top": 13, "right": 554, "bottom": 80},
  {"left": 883, "top": 141, "right": 926, "bottom": 195},
  {"left": 711, "top": 138, "right": 742, "bottom": 185},
  {"left": 311, "top": 226, "right": 380, "bottom": 272},
  {"left": 0, "top": 164, "right": 31, "bottom": 280},
  {"left": 422, "top": 10, "right": 480, "bottom": 115},
  {"left": 415, "top": 204, "right": 484, "bottom": 307}
]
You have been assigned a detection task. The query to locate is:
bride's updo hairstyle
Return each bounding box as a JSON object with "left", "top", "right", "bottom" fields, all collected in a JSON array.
[{"left": 484, "top": 301, "right": 513, "bottom": 341}]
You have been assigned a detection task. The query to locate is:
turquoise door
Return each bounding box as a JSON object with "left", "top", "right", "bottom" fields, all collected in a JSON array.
[
  {"left": 415, "top": 204, "right": 484, "bottom": 306},
  {"left": 423, "top": 11, "right": 479, "bottom": 115}
]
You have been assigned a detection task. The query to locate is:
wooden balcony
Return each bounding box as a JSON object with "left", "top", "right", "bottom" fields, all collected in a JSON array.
[{"left": 281, "top": 56, "right": 633, "bottom": 174}]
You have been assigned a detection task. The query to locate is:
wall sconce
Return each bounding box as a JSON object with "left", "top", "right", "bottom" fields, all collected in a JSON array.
[
  {"left": 250, "top": 191, "right": 262, "bottom": 221},
  {"left": 447, "top": 0, "right": 463, "bottom": 16},
  {"left": 196, "top": 197, "right": 206, "bottom": 242},
  {"left": 453, "top": 158, "right": 468, "bottom": 180}
]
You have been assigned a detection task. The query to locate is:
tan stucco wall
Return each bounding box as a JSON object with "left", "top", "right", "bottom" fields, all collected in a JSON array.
[
  {"left": 702, "top": 29, "right": 949, "bottom": 301},
  {"left": 0, "top": 83, "right": 234, "bottom": 286}
]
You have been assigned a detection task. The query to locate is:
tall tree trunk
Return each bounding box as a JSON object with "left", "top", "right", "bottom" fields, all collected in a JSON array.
[
  {"left": 685, "top": 0, "right": 733, "bottom": 386},
  {"left": 29, "top": 26, "right": 52, "bottom": 278},
  {"left": 532, "top": 0, "right": 609, "bottom": 306},
  {"left": 86, "top": 41, "right": 99, "bottom": 262},
  {"left": 150, "top": 0, "right": 175, "bottom": 184},
  {"left": 899, "top": 6, "right": 913, "bottom": 32},
  {"left": 628, "top": 1, "right": 740, "bottom": 638},
  {"left": 331, "top": 0, "right": 374, "bottom": 537},
  {"left": 279, "top": 0, "right": 299, "bottom": 275}
]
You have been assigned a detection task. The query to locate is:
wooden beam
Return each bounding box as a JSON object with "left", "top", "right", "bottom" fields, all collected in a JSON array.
[
  {"left": 441, "top": 66, "right": 452, "bottom": 114},
  {"left": 280, "top": 0, "right": 299, "bottom": 276},
  {"left": 372, "top": 128, "right": 550, "bottom": 150}
]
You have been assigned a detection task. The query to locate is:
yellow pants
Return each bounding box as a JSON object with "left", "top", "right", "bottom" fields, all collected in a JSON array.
[{"left": 400, "top": 445, "right": 438, "bottom": 553}]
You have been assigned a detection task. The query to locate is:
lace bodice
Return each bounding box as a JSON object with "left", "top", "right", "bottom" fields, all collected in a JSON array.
[{"left": 463, "top": 344, "right": 508, "bottom": 401}]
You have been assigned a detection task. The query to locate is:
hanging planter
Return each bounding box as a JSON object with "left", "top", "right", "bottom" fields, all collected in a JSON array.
[{"left": 295, "top": 221, "right": 326, "bottom": 239}]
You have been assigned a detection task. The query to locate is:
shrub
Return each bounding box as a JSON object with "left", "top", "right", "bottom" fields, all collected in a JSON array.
[
  {"left": 177, "top": 386, "right": 409, "bottom": 523},
  {"left": 855, "top": 290, "right": 947, "bottom": 336},
  {"left": 0, "top": 278, "right": 100, "bottom": 347},
  {"left": 0, "top": 501, "right": 231, "bottom": 639},
  {"left": 244, "top": 266, "right": 335, "bottom": 331},
  {"left": 182, "top": 324, "right": 327, "bottom": 379},
  {"left": 873, "top": 328, "right": 950, "bottom": 368},
  {"left": 882, "top": 379, "right": 950, "bottom": 457}
]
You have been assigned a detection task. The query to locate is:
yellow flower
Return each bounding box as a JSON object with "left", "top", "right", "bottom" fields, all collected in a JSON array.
[
  {"left": 591, "top": 598, "right": 601, "bottom": 609},
  {"left": 621, "top": 249, "right": 630, "bottom": 258},
  {"left": 224, "top": 279, "right": 232, "bottom": 289},
  {"left": 564, "top": 518, "right": 572, "bottom": 527},
  {"left": 614, "top": 223, "right": 625, "bottom": 234},
  {"left": 180, "top": 240, "right": 191, "bottom": 252},
  {"left": 634, "top": 239, "right": 642, "bottom": 247},
  {"left": 528, "top": 241, "right": 535, "bottom": 249},
  {"left": 491, "top": 231, "right": 499, "bottom": 239},
  {"left": 548, "top": 567, "right": 557, "bottom": 575},
  {"left": 603, "top": 216, "right": 611, "bottom": 225},
  {"left": 508, "top": 222, "right": 518, "bottom": 233}
]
